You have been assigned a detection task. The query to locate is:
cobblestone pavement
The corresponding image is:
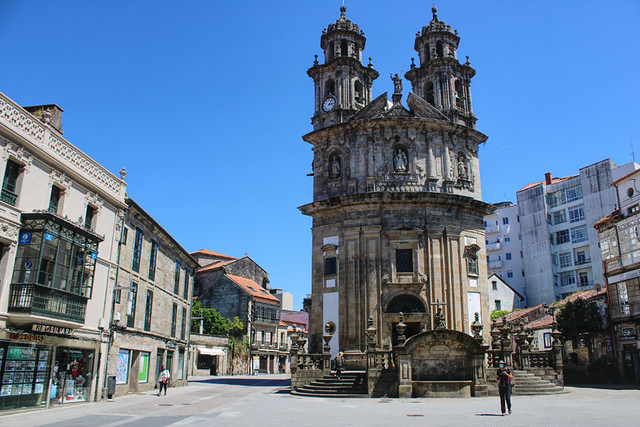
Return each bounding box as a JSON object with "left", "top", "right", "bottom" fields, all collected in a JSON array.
[{"left": 1, "top": 375, "right": 639, "bottom": 426}]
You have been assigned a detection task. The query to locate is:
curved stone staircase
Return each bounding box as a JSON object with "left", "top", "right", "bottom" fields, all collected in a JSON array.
[
  {"left": 511, "top": 370, "right": 567, "bottom": 395},
  {"left": 291, "top": 371, "right": 368, "bottom": 397}
]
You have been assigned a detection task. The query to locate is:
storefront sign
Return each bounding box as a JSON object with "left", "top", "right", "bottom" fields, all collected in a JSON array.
[
  {"left": 619, "top": 327, "right": 637, "bottom": 341},
  {"left": 608, "top": 269, "right": 640, "bottom": 285},
  {"left": 31, "top": 323, "right": 75, "bottom": 337},
  {"left": 10, "top": 332, "right": 45, "bottom": 343}
]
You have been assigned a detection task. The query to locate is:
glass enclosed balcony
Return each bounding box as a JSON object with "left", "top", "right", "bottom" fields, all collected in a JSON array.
[{"left": 8, "top": 212, "right": 103, "bottom": 324}]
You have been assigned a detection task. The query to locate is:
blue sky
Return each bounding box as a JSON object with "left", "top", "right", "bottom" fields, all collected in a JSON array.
[{"left": 1, "top": 1, "right": 638, "bottom": 309}]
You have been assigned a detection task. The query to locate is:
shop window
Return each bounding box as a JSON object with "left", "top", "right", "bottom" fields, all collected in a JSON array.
[
  {"left": 50, "top": 348, "right": 93, "bottom": 404},
  {"left": 395, "top": 249, "right": 413, "bottom": 273},
  {"left": 0, "top": 344, "right": 51, "bottom": 409},
  {"left": 116, "top": 349, "right": 130, "bottom": 384},
  {"left": 138, "top": 352, "right": 150, "bottom": 383},
  {"left": 177, "top": 350, "right": 184, "bottom": 380},
  {"left": 148, "top": 240, "right": 157, "bottom": 281},
  {"left": 132, "top": 228, "right": 143, "bottom": 273}
]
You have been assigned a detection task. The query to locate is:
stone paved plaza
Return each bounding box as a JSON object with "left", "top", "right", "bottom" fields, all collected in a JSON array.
[{"left": 1, "top": 375, "right": 639, "bottom": 426}]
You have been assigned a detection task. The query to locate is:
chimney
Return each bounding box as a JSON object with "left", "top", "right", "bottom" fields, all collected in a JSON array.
[
  {"left": 24, "top": 104, "right": 64, "bottom": 135},
  {"left": 544, "top": 172, "right": 552, "bottom": 185}
]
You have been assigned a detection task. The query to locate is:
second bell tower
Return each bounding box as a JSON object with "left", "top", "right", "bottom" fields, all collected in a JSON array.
[{"left": 308, "top": 6, "right": 379, "bottom": 131}]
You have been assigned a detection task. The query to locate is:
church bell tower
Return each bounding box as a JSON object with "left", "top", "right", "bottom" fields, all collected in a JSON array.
[
  {"left": 404, "top": 6, "right": 477, "bottom": 129},
  {"left": 308, "top": 6, "right": 379, "bottom": 131}
]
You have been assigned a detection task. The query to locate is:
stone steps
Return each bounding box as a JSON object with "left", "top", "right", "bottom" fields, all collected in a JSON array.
[
  {"left": 292, "top": 371, "right": 368, "bottom": 398},
  {"left": 511, "top": 370, "right": 567, "bottom": 395}
]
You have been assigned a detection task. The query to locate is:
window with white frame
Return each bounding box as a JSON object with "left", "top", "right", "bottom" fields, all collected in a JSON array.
[
  {"left": 617, "top": 282, "right": 630, "bottom": 315},
  {"left": 559, "top": 251, "right": 572, "bottom": 268},
  {"left": 568, "top": 205, "right": 585, "bottom": 223},
  {"left": 560, "top": 271, "right": 575, "bottom": 286},
  {"left": 565, "top": 185, "right": 582, "bottom": 203},
  {"left": 570, "top": 226, "right": 588, "bottom": 243},
  {"left": 553, "top": 210, "right": 567, "bottom": 225},
  {"left": 556, "top": 229, "right": 570, "bottom": 244}
]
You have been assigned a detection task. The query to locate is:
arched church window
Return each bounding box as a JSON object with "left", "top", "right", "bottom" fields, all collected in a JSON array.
[
  {"left": 393, "top": 147, "right": 409, "bottom": 173},
  {"left": 436, "top": 41, "right": 444, "bottom": 59},
  {"left": 340, "top": 39, "right": 348, "bottom": 57},
  {"left": 425, "top": 47, "right": 431, "bottom": 62},
  {"left": 386, "top": 294, "right": 426, "bottom": 313},
  {"left": 425, "top": 82, "right": 435, "bottom": 105},
  {"left": 354, "top": 80, "right": 363, "bottom": 103},
  {"left": 328, "top": 41, "right": 335, "bottom": 60},
  {"left": 325, "top": 79, "right": 335, "bottom": 96}
]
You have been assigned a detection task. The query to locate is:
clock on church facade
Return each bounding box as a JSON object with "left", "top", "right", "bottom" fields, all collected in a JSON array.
[{"left": 299, "top": 6, "right": 493, "bottom": 356}]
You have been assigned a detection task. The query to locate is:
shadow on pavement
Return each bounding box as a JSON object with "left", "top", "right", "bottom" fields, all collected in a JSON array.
[
  {"left": 476, "top": 413, "right": 504, "bottom": 417},
  {"left": 190, "top": 377, "right": 291, "bottom": 387}
]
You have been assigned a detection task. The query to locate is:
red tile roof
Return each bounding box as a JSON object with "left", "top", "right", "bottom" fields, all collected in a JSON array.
[
  {"left": 504, "top": 304, "right": 545, "bottom": 323},
  {"left": 551, "top": 288, "right": 606, "bottom": 307},
  {"left": 191, "top": 249, "right": 237, "bottom": 260},
  {"left": 525, "top": 314, "right": 554, "bottom": 330},
  {"left": 226, "top": 274, "right": 280, "bottom": 304},
  {"left": 517, "top": 176, "right": 575, "bottom": 192}
]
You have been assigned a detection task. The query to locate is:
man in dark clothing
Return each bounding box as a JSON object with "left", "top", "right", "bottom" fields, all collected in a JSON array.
[
  {"left": 496, "top": 360, "right": 513, "bottom": 415},
  {"left": 334, "top": 352, "right": 344, "bottom": 379}
]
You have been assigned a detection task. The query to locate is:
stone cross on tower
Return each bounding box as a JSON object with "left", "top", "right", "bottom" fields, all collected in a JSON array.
[{"left": 431, "top": 299, "right": 446, "bottom": 329}]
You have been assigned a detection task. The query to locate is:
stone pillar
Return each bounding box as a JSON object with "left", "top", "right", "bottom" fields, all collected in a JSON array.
[{"left": 397, "top": 353, "right": 412, "bottom": 398}]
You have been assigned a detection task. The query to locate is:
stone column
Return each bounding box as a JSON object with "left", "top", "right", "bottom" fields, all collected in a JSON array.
[{"left": 397, "top": 353, "right": 412, "bottom": 398}]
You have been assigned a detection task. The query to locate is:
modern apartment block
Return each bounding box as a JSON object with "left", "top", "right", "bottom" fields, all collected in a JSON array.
[
  {"left": 484, "top": 202, "right": 525, "bottom": 302},
  {"left": 516, "top": 159, "right": 638, "bottom": 306}
]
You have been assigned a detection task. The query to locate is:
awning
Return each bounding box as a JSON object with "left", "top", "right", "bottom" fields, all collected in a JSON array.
[{"left": 197, "top": 347, "right": 225, "bottom": 356}]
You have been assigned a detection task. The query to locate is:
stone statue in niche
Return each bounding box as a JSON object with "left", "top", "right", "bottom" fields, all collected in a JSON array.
[
  {"left": 393, "top": 148, "right": 408, "bottom": 172},
  {"left": 457, "top": 154, "right": 468, "bottom": 180},
  {"left": 329, "top": 156, "right": 341, "bottom": 179}
]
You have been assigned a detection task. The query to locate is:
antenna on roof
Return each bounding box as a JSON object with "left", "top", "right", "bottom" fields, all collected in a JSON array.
[{"left": 631, "top": 135, "right": 636, "bottom": 163}]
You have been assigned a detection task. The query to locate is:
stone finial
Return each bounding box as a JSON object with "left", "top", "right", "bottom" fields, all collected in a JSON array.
[
  {"left": 410, "top": 57, "right": 415, "bottom": 69},
  {"left": 431, "top": 5, "right": 438, "bottom": 21},
  {"left": 340, "top": 5, "right": 346, "bottom": 19},
  {"left": 368, "top": 57, "right": 373, "bottom": 68},
  {"left": 313, "top": 54, "right": 319, "bottom": 66},
  {"left": 119, "top": 167, "right": 127, "bottom": 180}
]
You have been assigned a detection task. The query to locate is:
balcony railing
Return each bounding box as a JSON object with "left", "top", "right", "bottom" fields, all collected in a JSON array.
[
  {"left": 0, "top": 189, "right": 17, "bottom": 206},
  {"left": 486, "top": 242, "right": 501, "bottom": 251},
  {"left": 8, "top": 283, "right": 87, "bottom": 324},
  {"left": 485, "top": 225, "right": 500, "bottom": 234},
  {"left": 488, "top": 260, "right": 502, "bottom": 269},
  {"left": 575, "top": 258, "right": 591, "bottom": 266}
]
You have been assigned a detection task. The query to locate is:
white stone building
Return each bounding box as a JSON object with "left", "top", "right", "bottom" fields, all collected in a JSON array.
[
  {"left": 516, "top": 159, "right": 638, "bottom": 306},
  {"left": 483, "top": 202, "right": 525, "bottom": 302},
  {"left": 0, "top": 92, "right": 126, "bottom": 410},
  {"left": 487, "top": 273, "right": 524, "bottom": 313}
]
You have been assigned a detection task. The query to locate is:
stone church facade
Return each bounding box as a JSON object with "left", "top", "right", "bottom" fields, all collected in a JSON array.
[{"left": 300, "top": 7, "right": 493, "bottom": 356}]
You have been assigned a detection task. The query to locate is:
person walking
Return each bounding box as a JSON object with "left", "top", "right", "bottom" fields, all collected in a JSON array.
[
  {"left": 496, "top": 360, "right": 513, "bottom": 415},
  {"left": 158, "top": 365, "right": 170, "bottom": 396},
  {"left": 334, "top": 352, "right": 344, "bottom": 380}
]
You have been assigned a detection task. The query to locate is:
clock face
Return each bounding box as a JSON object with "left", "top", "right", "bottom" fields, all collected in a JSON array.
[{"left": 322, "top": 97, "right": 336, "bottom": 112}]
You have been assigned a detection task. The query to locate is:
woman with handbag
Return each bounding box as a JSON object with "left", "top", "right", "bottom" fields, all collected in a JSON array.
[{"left": 158, "top": 365, "right": 170, "bottom": 396}]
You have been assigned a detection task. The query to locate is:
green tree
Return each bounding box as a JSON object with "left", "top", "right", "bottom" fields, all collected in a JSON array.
[
  {"left": 490, "top": 309, "right": 512, "bottom": 321},
  {"left": 191, "top": 300, "right": 245, "bottom": 336},
  {"left": 556, "top": 298, "right": 603, "bottom": 355}
]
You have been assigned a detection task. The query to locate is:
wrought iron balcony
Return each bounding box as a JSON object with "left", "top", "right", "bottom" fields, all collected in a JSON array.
[
  {"left": 0, "top": 189, "right": 17, "bottom": 206},
  {"left": 575, "top": 258, "right": 591, "bottom": 266},
  {"left": 8, "top": 283, "right": 87, "bottom": 324}
]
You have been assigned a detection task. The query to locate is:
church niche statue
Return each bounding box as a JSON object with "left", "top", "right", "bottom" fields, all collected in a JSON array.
[
  {"left": 329, "top": 156, "right": 341, "bottom": 179},
  {"left": 390, "top": 73, "right": 403, "bottom": 94},
  {"left": 393, "top": 148, "right": 408, "bottom": 172},
  {"left": 457, "top": 153, "right": 468, "bottom": 180}
]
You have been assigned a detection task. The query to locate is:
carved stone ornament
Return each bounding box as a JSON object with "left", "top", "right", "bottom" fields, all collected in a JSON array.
[
  {"left": 85, "top": 191, "right": 104, "bottom": 211},
  {"left": 5, "top": 143, "right": 33, "bottom": 169},
  {"left": 0, "top": 219, "right": 19, "bottom": 243},
  {"left": 393, "top": 148, "right": 408, "bottom": 173},
  {"left": 329, "top": 156, "right": 341, "bottom": 179},
  {"left": 49, "top": 169, "right": 72, "bottom": 190}
]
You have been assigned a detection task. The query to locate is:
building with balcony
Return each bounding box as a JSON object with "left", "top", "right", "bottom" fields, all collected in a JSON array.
[
  {"left": 0, "top": 92, "right": 127, "bottom": 410},
  {"left": 192, "top": 250, "right": 286, "bottom": 374},
  {"left": 596, "top": 167, "right": 640, "bottom": 382},
  {"left": 106, "top": 198, "right": 198, "bottom": 396},
  {"left": 483, "top": 202, "right": 525, "bottom": 301},
  {"left": 516, "top": 159, "right": 638, "bottom": 306}
]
